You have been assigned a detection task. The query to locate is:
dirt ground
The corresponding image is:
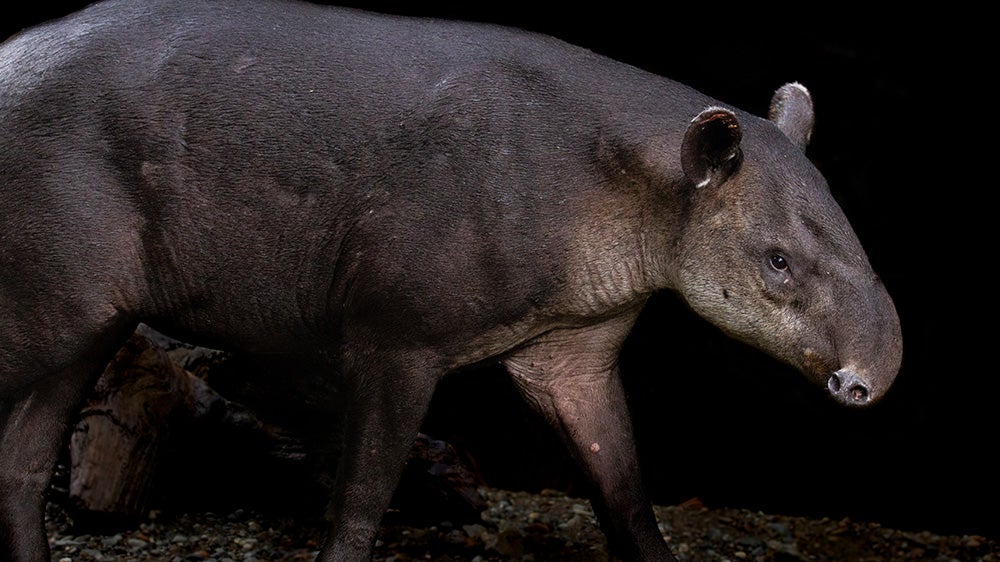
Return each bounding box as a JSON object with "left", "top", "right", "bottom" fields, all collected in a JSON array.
[{"left": 46, "top": 487, "right": 997, "bottom": 561}]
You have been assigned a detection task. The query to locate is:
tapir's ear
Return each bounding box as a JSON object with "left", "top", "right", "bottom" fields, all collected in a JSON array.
[
  {"left": 681, "top": 107, "right": 742, "bottom": 189},
  {"left": 768, "top": 82, "right": 814, "bottom": 151}
]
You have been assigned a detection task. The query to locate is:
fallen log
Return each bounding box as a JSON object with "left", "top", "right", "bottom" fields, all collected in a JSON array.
[
  {"left": 65, "top": 328, "right": 486, "bottom": 530},
  {"left": 68, "top": 331, "right": 196, "bottom": 525}
]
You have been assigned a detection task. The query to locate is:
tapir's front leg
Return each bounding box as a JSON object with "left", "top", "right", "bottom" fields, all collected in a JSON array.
[{"left": 503, "top": 313, "right": 677, "bottom": 562}]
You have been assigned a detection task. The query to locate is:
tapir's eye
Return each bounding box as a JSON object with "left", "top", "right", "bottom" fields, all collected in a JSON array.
[{"left": 769, "top": 254, "right": 789, "bottom": 271}]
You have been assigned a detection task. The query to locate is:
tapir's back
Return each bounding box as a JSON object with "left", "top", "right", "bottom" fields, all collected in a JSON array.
[
  {"left": 1, "top": 0, "right": 712, "bottom": 198},
  {"left": 0, "top": 0, "right": 711, "bottom": 353}
]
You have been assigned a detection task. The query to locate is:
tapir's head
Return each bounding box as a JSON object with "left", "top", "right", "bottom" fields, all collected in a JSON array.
[{"left": 673, "top": 83, "right": 901, "bottom": 406}]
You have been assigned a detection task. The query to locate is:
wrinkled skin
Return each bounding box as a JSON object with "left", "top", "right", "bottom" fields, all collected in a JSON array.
[{"left": 0, "top": 1, "right": 901, "bottom": 561}]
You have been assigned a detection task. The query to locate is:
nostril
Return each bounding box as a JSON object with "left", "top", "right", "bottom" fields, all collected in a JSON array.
[
  {"left": 849, "top": 384, "right": 870, "bottom": 403},
  {"left": 828, "top": 370, "right": 873, "bottom": 405},
  {"left": 827, "top": 374, "right": 841, "bottom": 392}
]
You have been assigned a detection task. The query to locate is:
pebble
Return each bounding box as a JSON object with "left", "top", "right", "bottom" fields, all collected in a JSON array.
[
  {"left": 463, "top": 523, "right": 487, "bottom": 538},
  {"left": 41, "top": 489, "right": 997, "bottom": 562},
  {"left": 964, "top": 535, "right": 983, "bottom": 548},
  {"left": 767, "top": 521, "right": 792, "bottom": 538},
  {"left": 126, "top": 537, "right": 149, "bottom": 549},
  {"left": 703, "top": 526, "right": 723, "bottom": 541}
]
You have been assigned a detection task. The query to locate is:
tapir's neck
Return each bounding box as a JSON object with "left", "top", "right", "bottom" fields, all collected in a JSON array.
[
  {"left": 577, "top": 121, "right": 698, "bottom": 304},
  {"left": 561, "top": 173, "right": 689, "bottom": 318}
]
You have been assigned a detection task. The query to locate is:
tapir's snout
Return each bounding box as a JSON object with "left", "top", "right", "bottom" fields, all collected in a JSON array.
[
  {"left": 825, "top": 273, "right": 902, "bottom": 408},
  {"left": 827, "top": 369, "right": 872, "bottom": 407}
]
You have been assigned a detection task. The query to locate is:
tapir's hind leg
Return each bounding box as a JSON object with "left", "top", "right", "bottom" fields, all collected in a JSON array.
[
  {"left": 0, "top": 330, "right": 132, "bottom": 562},
  {"left": 316, "top": 349, "right": 441, "bottom": 562}
]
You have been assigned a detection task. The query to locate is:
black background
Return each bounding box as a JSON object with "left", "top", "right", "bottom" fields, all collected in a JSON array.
[{"left": 5, "top": 2, "right": 990, "bottom": 541}]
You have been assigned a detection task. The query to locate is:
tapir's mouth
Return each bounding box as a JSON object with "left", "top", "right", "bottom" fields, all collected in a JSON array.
[{"left": 827, "top": 369, "right": 872, "bottom": 407}]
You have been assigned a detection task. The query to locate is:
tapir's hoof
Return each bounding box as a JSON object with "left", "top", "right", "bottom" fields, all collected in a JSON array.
[{"left": 827, "top": 369, "right": 871, "bottom": 406}]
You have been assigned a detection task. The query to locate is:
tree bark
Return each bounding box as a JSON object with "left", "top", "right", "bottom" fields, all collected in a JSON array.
[{"left": 68, "top": 332, "right": 195, "bottom": 523}]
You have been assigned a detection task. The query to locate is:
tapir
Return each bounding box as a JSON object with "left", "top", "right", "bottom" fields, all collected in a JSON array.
[{"left": 0, "top": 0, "right": 903, "bottom": 560}]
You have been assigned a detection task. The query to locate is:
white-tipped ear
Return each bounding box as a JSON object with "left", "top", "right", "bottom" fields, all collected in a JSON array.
[
  {"left": 681, "top": 106, "right": 742, "bottom": 189},
  {"left": 768, "top": 82, "right": 814, "bottom": 151}
]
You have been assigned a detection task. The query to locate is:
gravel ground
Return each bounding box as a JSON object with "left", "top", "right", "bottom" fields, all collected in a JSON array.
[{"left": 46, "top": 487, "right": 997, "bottom": 562}]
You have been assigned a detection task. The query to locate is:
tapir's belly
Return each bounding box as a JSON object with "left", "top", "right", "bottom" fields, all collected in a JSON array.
[{"left": 128, "top": 192, "right": 348, "bottom": 354}]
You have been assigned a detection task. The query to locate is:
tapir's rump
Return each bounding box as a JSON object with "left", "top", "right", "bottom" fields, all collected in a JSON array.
[{"left": 0, "top": 1, "right": 901, "bottom": 561}]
